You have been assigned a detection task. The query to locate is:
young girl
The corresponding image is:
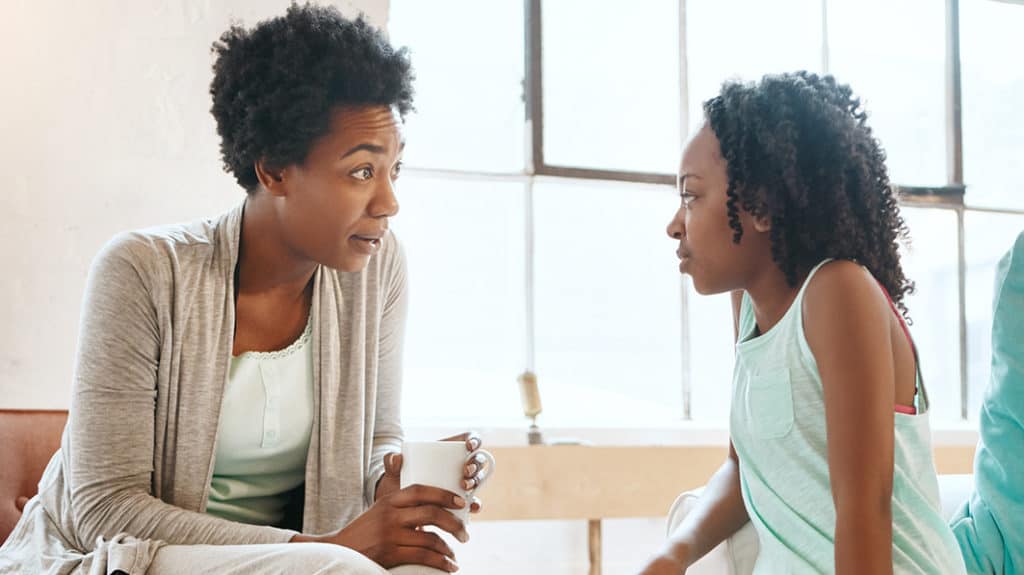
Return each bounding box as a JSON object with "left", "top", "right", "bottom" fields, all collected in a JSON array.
[{"left": 639, "top": 72, "right": 967, "bottom": 574}]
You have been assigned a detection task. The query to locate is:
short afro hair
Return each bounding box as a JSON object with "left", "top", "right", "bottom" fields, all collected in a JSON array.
[
  {"left": 209, "top": 3, "right": 415, "bottom": 191},
  {"left": 703, "top": 71, "right": 914, "bottom": 317}
]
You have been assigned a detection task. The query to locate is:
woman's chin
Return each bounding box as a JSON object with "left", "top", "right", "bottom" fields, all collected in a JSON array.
[{"left": 324, "top": 253, "right": 371, "bottom": 273}]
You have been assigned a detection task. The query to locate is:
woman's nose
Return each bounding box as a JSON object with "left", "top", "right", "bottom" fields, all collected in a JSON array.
[{"left": 371, "top": 180, "right": 400, "bottom": 218}]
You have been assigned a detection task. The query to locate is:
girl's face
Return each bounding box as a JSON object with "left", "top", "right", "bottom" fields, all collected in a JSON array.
[{"left": 666, "top": 124, "right": 772, "bottom": 294}]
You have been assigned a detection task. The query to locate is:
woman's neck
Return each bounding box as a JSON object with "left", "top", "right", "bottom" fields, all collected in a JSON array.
[{"left": 235, "top": 192, "right": 317, "bottom": 301}]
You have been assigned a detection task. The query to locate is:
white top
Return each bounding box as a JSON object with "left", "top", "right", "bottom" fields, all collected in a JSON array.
[{"left": 206, "top": 315, "right": 315, "bottom": 526}]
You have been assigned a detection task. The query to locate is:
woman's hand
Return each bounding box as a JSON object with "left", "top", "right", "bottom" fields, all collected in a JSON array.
[
  {"left": 376, "top": 432, "right": 487, "bottom": 513},
  {"left": 443, "top": 431, "right": 487, "bottom": 514},
  {"left": 295, "top": 484, "right": 469, "bottom": 572}
]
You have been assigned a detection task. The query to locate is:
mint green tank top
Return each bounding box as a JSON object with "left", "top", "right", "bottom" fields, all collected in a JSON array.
[
  {"left": 731, "top": 260, "right": 967, "bottom": 574},
  {"left": 206, "top": 315, "right": 314, "bottom": 526}
]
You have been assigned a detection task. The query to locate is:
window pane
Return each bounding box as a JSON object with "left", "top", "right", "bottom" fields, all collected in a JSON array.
[
  {"left": 961, "top": 0, "right": 1024, "bottom": 209},
  {"left": 542, "top": 0, "right": 680, "bottom": 174},
  {"left": 828, "top": 0, "right": 946, "bottom": 186},
  {"left": 388, "top": 1, "right": 525, "bottom": 172},
  {"left": 964, "top": 211, "right": 1024, "bottom": 419},
  {"left": 687, "top": 0, "right": 822, "bottom": 133},
  {"left": 533, "top": 180, "right": 683, "bottom": 424},
  {"left": 686, "top": 289, "right": 734, "bottom": 422},
  {"left": 391, "top": 174, "right": 527, "bottom": 422},
  {"left": 900, "top": 207, "right": 961, "bottom": 422}
]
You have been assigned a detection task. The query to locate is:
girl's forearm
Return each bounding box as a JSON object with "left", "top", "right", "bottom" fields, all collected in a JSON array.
[{"left": 834, "top": 506, "right": 893, "bottom": 575}]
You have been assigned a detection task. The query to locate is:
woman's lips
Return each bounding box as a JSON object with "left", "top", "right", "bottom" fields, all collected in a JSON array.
[{"left": 350, "top": 235, "right": 381, "bottom": 255}]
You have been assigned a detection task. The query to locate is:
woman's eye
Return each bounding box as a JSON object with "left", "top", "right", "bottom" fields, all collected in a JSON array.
[
  {"left": 351, "top": 167, "right": 373, "bottom": 181},
  {"left": 391, "top": 161, "right": 403, "bottom": 179},
  {"left": 681, "top": 191, "right": 697, "bottom": 206}
]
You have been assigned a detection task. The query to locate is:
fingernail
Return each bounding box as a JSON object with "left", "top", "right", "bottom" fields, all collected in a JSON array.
[
  {"left": 463, "top": 479, "right": 473, "bottom": 490},
  {"left": 453, "top": 495, "right": 466, "bottom": 508},
  {"left": 447, "top": 557, "right": 460, "bottom": 572},
  {"left": 456, "top": 529, "right": 470, "bottom": 543},
  {"left": 466, "top": 463, "right": 477, "bottom": 475},
  {"left": 470, "top": 438, "right": 480, "bottom": 450}
]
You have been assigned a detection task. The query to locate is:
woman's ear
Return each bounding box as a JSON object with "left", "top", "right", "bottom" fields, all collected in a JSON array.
[{"left": 254, "top": 158, "right": 288, "bottom": 197}]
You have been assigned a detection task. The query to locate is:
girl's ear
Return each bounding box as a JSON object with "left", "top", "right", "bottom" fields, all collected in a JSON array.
[{"left": 752, "top": 212, "right": 771, "bottom": 233}]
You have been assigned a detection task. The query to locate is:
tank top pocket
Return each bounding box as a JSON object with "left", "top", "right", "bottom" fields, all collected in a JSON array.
[{"left": 745, "top": 368, "right": 795, "bottom": 438}]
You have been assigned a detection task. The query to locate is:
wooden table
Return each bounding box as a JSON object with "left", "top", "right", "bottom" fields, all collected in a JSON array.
[{"left": 473, "top": 444, "right": 976, "bottom": 573}]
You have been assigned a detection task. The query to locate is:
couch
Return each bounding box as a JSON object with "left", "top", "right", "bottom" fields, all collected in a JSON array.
[{"left": 0, "top": 409, "right": 68, "bottom": 544}]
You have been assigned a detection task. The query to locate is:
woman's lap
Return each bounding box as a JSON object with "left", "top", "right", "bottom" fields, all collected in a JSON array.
[{"left": 146, "top": 542, "right": 388, "bottom": 575}]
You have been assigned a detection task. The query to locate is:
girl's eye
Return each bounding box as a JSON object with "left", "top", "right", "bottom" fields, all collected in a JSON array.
[
  {"left": 351, "top": 166, "right": 373, "bottom": 181},
  {"left": 681, "top": 191, "right": 697, "bottom": 207},
  {"left": 391, "top": 161, "right": 403, "bottom": 179}
]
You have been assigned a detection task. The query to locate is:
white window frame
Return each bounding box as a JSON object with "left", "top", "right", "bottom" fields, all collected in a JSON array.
[{"left": 399, "top": 0, "right": 1021, "bottom": 444}]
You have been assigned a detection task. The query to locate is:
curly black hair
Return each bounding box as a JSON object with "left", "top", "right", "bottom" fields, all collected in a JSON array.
[
  {"left": 703, "top": 71, "right": 914, "bottom": 316},
  {"left": 209, "top": 3, "right": 415, "bottom": 191}
]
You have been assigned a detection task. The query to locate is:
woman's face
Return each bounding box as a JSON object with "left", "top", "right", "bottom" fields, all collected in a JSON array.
[
  {"left": 270, "top": 105, "right": 404, "bottom": 272},
  {"left": 666, "top": 124, "right": 770, "bottom": 294}
]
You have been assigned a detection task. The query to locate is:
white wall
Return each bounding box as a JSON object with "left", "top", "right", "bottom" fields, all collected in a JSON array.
[{"left": 0, "top": 0, "right": 388, "bottom": 409}]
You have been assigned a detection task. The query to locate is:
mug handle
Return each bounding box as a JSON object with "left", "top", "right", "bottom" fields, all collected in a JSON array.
[{"left": 463, "top": 448, "right": 496, "bottom": 495}]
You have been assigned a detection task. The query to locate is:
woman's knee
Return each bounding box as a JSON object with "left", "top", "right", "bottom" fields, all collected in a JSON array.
[{"left": 295, "top": 542, "right": 387, "bottom": 575}]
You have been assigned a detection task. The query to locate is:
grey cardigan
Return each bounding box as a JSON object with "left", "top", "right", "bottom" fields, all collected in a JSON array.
[{"left": 0, "top": 202, "right": 407, "bottom": 574}]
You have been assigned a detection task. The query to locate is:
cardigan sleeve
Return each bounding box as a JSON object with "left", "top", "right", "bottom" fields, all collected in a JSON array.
[
  {"left": 363, "top": 231, "right": 407, "bottom": 507},
  {"left": 66, "top": 233, "right": 298, "bottom": 549}
]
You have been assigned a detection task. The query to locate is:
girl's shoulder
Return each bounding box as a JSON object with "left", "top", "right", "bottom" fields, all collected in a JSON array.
[{"left": 801, "top": 259, "right": 880, "bottom": 318}]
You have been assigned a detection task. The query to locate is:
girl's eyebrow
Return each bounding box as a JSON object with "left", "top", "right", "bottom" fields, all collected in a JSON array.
[{"left": 678, "top": 172, "right": 702, "bottom": 188}]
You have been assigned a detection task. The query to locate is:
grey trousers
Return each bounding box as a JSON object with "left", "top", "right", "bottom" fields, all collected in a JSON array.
[{"left": 144, "top": 542, "right": 389, "bottom": 575}]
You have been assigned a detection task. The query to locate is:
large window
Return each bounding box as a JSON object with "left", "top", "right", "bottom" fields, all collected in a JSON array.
[{"left": 389, "top": 0, "right": 1024, "bottom": 427}]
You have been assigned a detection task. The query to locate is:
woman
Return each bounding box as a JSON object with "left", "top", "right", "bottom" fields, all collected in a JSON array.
[{"left": 0, "top": 5, "right": 483, "bottom": 574}]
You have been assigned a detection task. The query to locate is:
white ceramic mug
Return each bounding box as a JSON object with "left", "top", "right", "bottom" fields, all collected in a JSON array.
[
  {"left": 399, "top": 440, "right": 496, "bottom": 524},
  {"left": 389, "top": 441, "right": 496, "bottom": 575}
]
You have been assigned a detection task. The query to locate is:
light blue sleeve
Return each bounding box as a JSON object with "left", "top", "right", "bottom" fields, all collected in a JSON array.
[{"left": 951, "top": 230, "right": 1024, "bottom": 575}]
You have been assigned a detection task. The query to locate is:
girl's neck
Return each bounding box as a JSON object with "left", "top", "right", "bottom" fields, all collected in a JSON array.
[{"left": 744, "top": 266, "right": 805, "bottom": 337}]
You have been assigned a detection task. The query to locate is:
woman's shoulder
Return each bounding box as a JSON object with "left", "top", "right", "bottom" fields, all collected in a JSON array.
[{"left": 93, "top": 209, "right": 238, "bottom": 288}]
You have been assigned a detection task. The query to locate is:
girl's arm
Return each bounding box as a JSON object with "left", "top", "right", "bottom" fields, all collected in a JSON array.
[
  {"left": 638, "top": 290, "right": 750, "bottom": 574},
  {"left": 644, "top": 443, "right": 749, "bottom": 571},
  {"left": 803, "top": 261, "right": 897, "bottom": 575}
]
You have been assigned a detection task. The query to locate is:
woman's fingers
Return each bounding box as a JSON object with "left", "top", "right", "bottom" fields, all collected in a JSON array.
[
  {"left": 464, "top": 432, "right": 481, "bottom": 452},
  {"left": 391, "top": 484, "right": 466, "bottom": 510},
  {"left": 391, "top": 545, "right": 459, "bottom": 573},
  {"left": 399, "top": 505, "right": 469, "bottom": 543},
  {"left": 463, "top": 452, "right": 488, "bottom": 478},
  {"left": 384, "top": 452, "right": 403, "bottom": 475},
  {"left": 397, "top": 528, "right": 457, "bottom": 560}
]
